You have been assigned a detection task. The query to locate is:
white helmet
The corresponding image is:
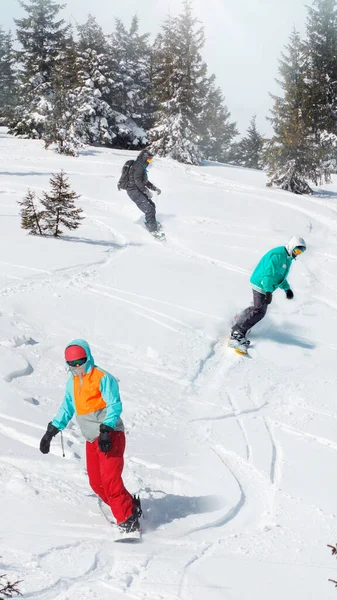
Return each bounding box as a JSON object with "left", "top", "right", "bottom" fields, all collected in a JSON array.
[{"left": 286, "top": 236, "right": 306, "bottom": 257}]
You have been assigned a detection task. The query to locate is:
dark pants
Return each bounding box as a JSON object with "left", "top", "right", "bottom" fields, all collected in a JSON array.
[
  {"left": 86, "top": 431, "right": 134, "bottom": 524},
  {"left": 233, "top": 290, "right": 268, "bottom": 336},
  {"left": 127, "top": 189, "right": 157, "bottom": 231}
]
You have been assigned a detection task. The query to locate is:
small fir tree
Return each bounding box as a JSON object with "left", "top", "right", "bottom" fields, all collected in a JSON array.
[
  {"left": 228, "top": 115, "right": 264, "bottom": 169},
  {"left": 0, "top": 573, "right": 22, "bottom": 598},
  {"left": 41, "top": 171, "right": 83, "bottom": 237},
  {"left": 17, "top": 189, "right": 44, "bottom": 235}
]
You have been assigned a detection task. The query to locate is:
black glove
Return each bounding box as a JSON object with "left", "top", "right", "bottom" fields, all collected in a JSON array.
[
  {"left": 155, "top": 187, "right": 162, "bottom": 195},
  {"left": 265, "top": 292, "right": 273, "bottom": 305},
  {"left": 117, "top": 183, "right": 121, "bottom": 191},
  {"left": 286, "top": 289, "right": 294, "bottom": 299},
  {"left": 98, "top": 424, "right": 113, "bottom": 453},
  {"left": 40, "top": 422, "right": 59, "bottom": 454}
]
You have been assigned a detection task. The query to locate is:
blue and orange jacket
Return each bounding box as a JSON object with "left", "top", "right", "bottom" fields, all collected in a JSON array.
[{"left": 52, "top": 339, "right": 124, "bottom": 442}]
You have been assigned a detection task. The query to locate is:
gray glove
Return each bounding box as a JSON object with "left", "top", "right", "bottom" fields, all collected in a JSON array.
[
  {"left": 155, "top": 187, "right": 162, "bottom": 195},
  {"left": 145, "top": 189, "right": 153, "bottom": 199}
]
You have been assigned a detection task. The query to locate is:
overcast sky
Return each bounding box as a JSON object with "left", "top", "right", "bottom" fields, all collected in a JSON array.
[{"left": 2, "top": 0, "right": 309, "bottom": 136}]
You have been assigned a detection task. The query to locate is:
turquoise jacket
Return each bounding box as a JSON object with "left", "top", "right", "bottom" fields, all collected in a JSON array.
[
  {"left": 250, "top": 246, "right": 294, "bottom": 294},
  {"left": 52, "top": 339, "right": 124, "bottom": 442}
]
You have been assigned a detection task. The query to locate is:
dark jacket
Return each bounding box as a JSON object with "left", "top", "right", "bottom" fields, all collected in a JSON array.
[{"left": 127, "top": 150, "right": 157, "bottom": 193}]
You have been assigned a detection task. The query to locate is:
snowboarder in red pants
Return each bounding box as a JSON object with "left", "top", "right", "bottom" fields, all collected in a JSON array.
[{"left": 39, "top": 339, "right": 141, "bottom": 534}]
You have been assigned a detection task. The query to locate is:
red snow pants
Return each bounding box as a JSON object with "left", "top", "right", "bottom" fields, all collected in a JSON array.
[{"left": 86, "top": 430, "right": 134, "bottom": 524}]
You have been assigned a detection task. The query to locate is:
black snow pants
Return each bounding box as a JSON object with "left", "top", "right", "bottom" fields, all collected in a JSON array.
[
  {"left": 127, "top": 189, "right": 157, "bottom": 232},
  {"left": 233, "top": 290, "right": 269, "bottom": 336}
]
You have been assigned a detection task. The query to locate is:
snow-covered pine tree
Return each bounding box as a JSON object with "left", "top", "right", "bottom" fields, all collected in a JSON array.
[
  {"left": 18, "top": 189, "right": 44, "bottom": 235},
  {"left": 43, "top": 33, "right": 82, "bottom": 156},
  {"left": 228, "top": 115, "right": 264, "bottom": 169},
  {"left": 77, "top": 14, "right": 108, "bottom": 55},
  {"left": 0, "top": 29, "right": 17, "bottom": 125},
  {"left": 9, "top": 0, "right": 70, "bottom": 139},
  {"left": 303, "top": 0, "right": 337, "bottom": 166},
  {"left": 109, "top": 15, "right": 153, "bottom": 140},
  {"left": 41, "top": 171, "right": 83, "bottom": 238},
  {"left": 150, "top": 1, "right": 207, "bottom": 164},
  {"left": 198, "top": 75, "right": 238, "bottom": 162},
  {"left": 73, "top": 47, "right": 116, "bottom": 146},
  {"left": 265, "top": 29, "right": 329, "bottom": 194}
]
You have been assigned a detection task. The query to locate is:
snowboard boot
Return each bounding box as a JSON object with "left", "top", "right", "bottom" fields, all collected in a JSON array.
[
  {"left": 229, "top": 329, "right": 251, "bottom": 348},
  {"left": 118, "top": 510, "right": 140, "bottom": 535},
  {"left": 144, "top": 220, "right": 162, "bottom": 231}
]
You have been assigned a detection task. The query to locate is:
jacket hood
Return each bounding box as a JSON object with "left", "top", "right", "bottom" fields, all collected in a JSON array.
[
  {"left": 286, "top": 236, "right": 306, "bottom": 257},
  {"left": 65, "top": 339, "right": 94, "bottom": 373},
  {"left": 137, "top": 149, "right": 154, "bottom": 165}
]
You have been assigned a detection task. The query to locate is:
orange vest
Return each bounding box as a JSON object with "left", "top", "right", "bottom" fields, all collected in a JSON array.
[{"left": 73, "top": 367, "right": 107, "bottom": 416}]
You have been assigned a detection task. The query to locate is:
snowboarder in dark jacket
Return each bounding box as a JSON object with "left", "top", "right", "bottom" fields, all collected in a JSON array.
[{"left": 123, "top": 149, "right": 162, "bottom": 233}]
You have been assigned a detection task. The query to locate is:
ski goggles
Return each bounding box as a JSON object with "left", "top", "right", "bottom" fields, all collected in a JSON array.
[
  {"left": 293, "top": 246, "right": 306, "bottom": 256},
  {"left": 66, "top": 357, "right": 87, "bottom": 367},
  {"left": 146, "top": 157, "right": 153, "bottom": 163}
]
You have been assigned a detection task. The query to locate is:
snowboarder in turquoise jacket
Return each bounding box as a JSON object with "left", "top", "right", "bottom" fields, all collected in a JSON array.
[{"left": 230, "top": 236, "right": 306, "bottom": 348}]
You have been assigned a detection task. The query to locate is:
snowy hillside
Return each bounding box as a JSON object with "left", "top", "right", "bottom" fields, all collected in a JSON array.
[{"left": 1, "top": 127, "right": 337, "bottom": 599}]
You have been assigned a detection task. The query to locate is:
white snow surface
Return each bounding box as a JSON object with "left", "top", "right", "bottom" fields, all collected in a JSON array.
[{"left": 0, "top": 128, "right": 337, "bottom": 599}]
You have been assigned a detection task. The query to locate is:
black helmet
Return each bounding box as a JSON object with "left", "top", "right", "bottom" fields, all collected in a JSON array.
[{"left": 138, "top": 149, "right": 154, "bottom": 164}]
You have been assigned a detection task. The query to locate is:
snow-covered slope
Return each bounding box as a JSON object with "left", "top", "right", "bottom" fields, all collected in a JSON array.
[{"left": 1, "top": 128, "right": 337, "bottom": 599}]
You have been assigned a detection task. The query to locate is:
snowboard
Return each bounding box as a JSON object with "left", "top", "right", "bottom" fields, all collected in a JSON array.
[{"left": 98, "top": 499, "right": 142, "bottom": 543}]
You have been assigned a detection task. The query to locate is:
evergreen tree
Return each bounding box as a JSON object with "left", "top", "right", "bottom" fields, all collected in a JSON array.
[
  {"left": 304, "top": 0, "right": 337, "bottom": 138},
  {"left": 228, "top": 115, "right": 264, "bottom": 169},
  {"left": 18, "top": 189, "right": 44, "bottom": 235},
  {"left": 43, "top": 33, "right": 82, "bottom": 155},
  {"left": 41, "top": 171, "right": 83, "bottom": 237},
  {"left": 265, "top": 29, "right": 330, "bottom": 194},
  {"left": 44, "top": 18, "right": 115, "bottom": 153},
  {"left": 0, "top": 29, "right": 17, "bottom": 125},
  {"left": 9, "top": 0, "right": 70, "bottom": 138},
  {"left": 109, "top": 16, "right": 152, "bottom": 129},
  {"left": 303, "top": 0, "right": 337, "bottom": 168},
  {"left": 73, "top": 48, "right": 116, "bottom": 146},
  {"left": 77, "top": 14, "right": 108, "bottom": 55},
  {"left": 0, "top": 572, "right": 22, "bottom": 598},
  {"left": 198, "top": 75, "right": 238, "bottom": 162},
  {"left": 150, "top": 1, "right": 207, "bottom": 164}
]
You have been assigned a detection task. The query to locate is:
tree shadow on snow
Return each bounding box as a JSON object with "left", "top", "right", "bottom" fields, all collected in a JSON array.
[
  {"left": 313, "top": 188, "right": 337, "bottom": 199},
  {"left": 0, "top": 171, "right": 53, "bottom": 177},
  {"left": 253, "top": 324, "right": 315, "bottom": 350},
  {"left": 140, "top": 491, "right": 224, "bottom": 530},
  {"left": 77, "top": 148, "right": 103, "bottom": 157},
  {"left": 59, "top": 235, "right": 142, "bottom": 249}
]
